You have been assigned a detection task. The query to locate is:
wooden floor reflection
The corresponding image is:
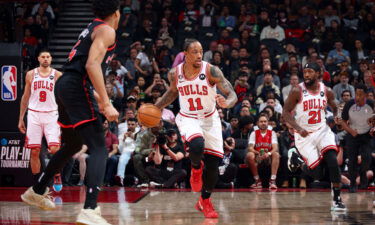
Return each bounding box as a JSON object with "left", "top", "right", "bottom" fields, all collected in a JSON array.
[{"left": 1, "top": 187, "right": 375, "bottom": 224}]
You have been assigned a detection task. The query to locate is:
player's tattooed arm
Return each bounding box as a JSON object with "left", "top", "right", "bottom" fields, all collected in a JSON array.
[
  {"left": 155, "top": 68, "right": 178, "bottom": 109},
  {"left": 326, "top": 87, "right": 338, "bottom": 117},
  {"left": 209, "top": 65, "right": 237, "bottom": 108},
  {"left": 282, "top": 86, "right": 308, "bottom": 136}
]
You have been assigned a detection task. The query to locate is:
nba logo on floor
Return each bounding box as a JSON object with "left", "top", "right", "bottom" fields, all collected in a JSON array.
[{"left": 1, "top": 65, "right": 17, "bottom": 101}]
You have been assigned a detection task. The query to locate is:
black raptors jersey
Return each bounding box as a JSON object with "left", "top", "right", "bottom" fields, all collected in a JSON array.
[{"left": 63, "top": 18, "right": 116, "bottom": 75}]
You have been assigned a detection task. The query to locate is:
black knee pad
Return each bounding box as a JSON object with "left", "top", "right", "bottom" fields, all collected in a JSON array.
[
  {"left": 188, "top": 137, "right": 205, "bottom": 155},
  {"left": 188, "top": 137, "right": 205, "bottom": 168},
  {"left": 323, "top": 150, "right": 341, "bottom": 183}
]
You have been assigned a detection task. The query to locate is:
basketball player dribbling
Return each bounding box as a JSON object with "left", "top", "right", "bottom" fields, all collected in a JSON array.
[
  {"left": 155, "top": 39, "right": 237, "bottom": 218},
  {"left": 21, "top": 1, "right": 120, "bottom": 224},
  {"left": 18, "top": 50, "right": 63, "bottom": 191},
  {"left": 282, "top": 62, "right": 346, "bottom": 212}
]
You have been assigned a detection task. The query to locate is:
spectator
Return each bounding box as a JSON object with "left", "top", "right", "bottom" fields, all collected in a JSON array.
[
  {"left": 73, "top": 145, "right": 89, "bottom": 186},
  {"left": 282, "top": 74, "right": 299, "bottom": 102},
  {"left": 125, "top": 48, "right": 139, "bottom": 79},
  {"left": 119, "top": 7, "right": 138, "bottom": 34},
  {"left": 133, "top": 125, "right": 161, "bottom": 187},
  {"left": 146, "top": 128, "right": 186, "bottom": 188},
  {"left": 106, "top": 59, "right": 133, "bottom": 89},
  {"left": 342, "top": 5, "right": 360, "bottom": 31},
  {"left": 256, "top": 72, "right": 281, "bottom": 104},
  {"left": 216, "top": 137, "right": 238, "bottom": 189},
  {"left": 203, "top": 41, "right": 218, "bottom": 62},
  {"left": 31, "top": 1, "right": 55, "bottom": 20},
  {"left": 217, "top": 29, "right": 233, "bottom": 49},
  {"left": 118, "top": 108, "right": 139, "bottom": 136},
  {"left": 260, "top": 18, "right": 285, "bottom": 43},
  {"left": 232, "top": 115, "right": 254, "bottom": 151},
  {"left": 134, "top": 43, "right": 159, "bottom": 77},
  {"left": 324, "top": 5, "right": 340, "bottom": 27},
  {"left": 103, "top": 120, "right": 120, "bottom": 186},
  {"left": 351, "top": 40, "right": 369, "bottom": 65},
  {"left": 278, "top": 54, "right": 302, "bottom": 86},
  {"left": 234, "top": 72, "right": 250, "bottom": 103},
  {"left": 246, "top": 114, "right": 279, "bottom": 189},
  {"left": 259, "top": 96, "right": 283, "bottom": 114},
  {"left": 115, "top": 118, "right": 138, "bottom": 186},
  {"left": 198, "top": 3, "right": 216, "bottom": 28},
  {"left": 333, "top": 72, "right": 355, "bottom": 102},
  {"left": 217, "top": 6, "right": 236, "bottom": 30},
  {"left": 326, "top": 40, "right": 351, "bottom": 66},
  {"left": 337, "top": 90, "right": 352, "bottom": 118}
]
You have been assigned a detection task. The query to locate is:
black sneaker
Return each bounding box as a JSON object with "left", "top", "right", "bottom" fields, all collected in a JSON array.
[
  {"left": 331, "top": 197, "right": 347, "bottom": 212},
  {"left": 288, "top": 148, "right": 303, "bottom": 172}
]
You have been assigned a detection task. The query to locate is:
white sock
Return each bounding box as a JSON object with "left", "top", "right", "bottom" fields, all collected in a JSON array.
[{"left": 271, "top": 175, "right": 277, "bottom": 180}]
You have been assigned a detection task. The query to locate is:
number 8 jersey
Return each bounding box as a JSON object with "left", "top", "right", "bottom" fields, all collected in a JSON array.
[
  {"left": 295, "top": 82, "right": 328, "bottom": 132},
  {"left": 176, "top": 61, "right": 217, "bottom": 118},
  {"left": 28, "top": 68, "right": 58, "bottom": 112}
]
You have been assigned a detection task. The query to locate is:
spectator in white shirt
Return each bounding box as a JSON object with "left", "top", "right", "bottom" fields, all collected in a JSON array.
[{"left": 260, "top": 18, "right": 285, "bottom": 42}]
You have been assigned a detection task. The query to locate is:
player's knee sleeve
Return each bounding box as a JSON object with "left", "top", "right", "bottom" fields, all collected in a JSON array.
[
  {"left": 323, "top": 150, "right": 341, "bottom": 183},
  {"left": 188, "top": 137, "right": 204, "bottom": 168},
  {"left": 203, "top": 154, "right": 221, "bottom": 192}
]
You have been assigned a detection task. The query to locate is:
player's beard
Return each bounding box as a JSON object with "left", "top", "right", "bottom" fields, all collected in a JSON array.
[{"left": 304, "top": 78, "right": 316, "bottom": 87}]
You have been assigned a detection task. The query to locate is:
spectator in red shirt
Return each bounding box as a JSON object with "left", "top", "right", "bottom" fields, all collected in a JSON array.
[
  {"left": 234, "top": 72, "right": 249, "bottom": 103},
  {"left": 103, "top": 119, "right": 120, "bottom": 186}
]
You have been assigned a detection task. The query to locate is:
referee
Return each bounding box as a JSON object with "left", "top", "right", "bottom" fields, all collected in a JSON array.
[{"left": 338, "top": 84, "right": 374, "bottom": 193}]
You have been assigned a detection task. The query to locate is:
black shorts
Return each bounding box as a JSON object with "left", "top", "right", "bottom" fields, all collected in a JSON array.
[{"left": 55, "top": 72, "right": 99, "bottom": 128}]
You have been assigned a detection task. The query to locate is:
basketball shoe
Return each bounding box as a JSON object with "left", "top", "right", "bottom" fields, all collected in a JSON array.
[
  {"left": 195, "top": 196, "right": 219, "bottom": 218},
  {"left": 287, "top": 148, "right": 304, "bottom": 172},
  {"left": 21, "top": 187, "right": 56, "bottom": 210},
  {"left": 250, "top": 179, "right": 262, "bottom": 189},
  {"left": 76, "top": 206, "right": 111, "bottom": 225},
  {"left": 331, "top": 197, "right": 347, "bottom": 212},
  {"left": 190, "top": 161, "right": 204, "bottom": 192},
  {"left": 53, "top": 174, "right": 63, "bottom": 192}
]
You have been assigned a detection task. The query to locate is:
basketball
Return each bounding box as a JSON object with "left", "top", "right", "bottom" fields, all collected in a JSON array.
[{"left": 137, "top": 104, "right": 162, "bottom": 128}]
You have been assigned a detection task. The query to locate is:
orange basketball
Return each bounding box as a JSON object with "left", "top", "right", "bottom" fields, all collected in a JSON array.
[{"left": 137, "top": 104, "right": 162, "bottom": 128}]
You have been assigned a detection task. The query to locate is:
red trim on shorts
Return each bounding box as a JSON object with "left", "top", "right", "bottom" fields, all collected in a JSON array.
[
  {"left": 187, "top": 133, "right": 203, "bottom": 142},
  {"left": 28, "top": 108, "right": 57, "bottom": 113},
  {"left": 179, "top": 109, "right": 216, "bottom": 119},
  {"left": 204, "top": 148, "right": 224, "bottom": 158},
  {"left": 58, "top": 121, "right": 74, "bottom": 128},
  {"left": 308, "top": 145, "right": 339, "bottom": 169},
  {"left": 27, "top": 144, "right": 41, "bottom": 149},
  {"left": 73, "top": 118, "right": 97, "bottom": 128},
  {"left": 48, "top": 142, "right": 60, "bottom": 147}
]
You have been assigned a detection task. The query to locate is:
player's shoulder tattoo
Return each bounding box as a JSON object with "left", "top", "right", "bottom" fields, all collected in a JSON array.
[{"left": 210, "top": 65, "right": 224, "bottom": 79}]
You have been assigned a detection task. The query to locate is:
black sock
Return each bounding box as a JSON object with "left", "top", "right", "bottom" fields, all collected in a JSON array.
[
  {"left": 84, "top": 186, "right": 100, "bottom": 209},
  {"left": 201, "top": 189, "right": 211, "bottom": 199},
  {"left": 332, "top": 187, "right": 341, "bottom": 201},
  {"left": 33, "top": 173, "right": 47, "bottom": 195}
]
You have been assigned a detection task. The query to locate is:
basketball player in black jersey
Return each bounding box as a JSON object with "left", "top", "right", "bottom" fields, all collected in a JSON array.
[{"left": 21, "top": 1, "right": 120, "bottom": 224}]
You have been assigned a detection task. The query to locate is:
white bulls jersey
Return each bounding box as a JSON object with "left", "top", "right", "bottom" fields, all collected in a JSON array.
[
  {"left": 176, "top": 61, "right": 217, "bottom": 118},
  {"left": 295, "top": 82, "right": 328, "bottom": 132},
  {"left": 28, "top": 68, "right": 58, "bottom": 112}
]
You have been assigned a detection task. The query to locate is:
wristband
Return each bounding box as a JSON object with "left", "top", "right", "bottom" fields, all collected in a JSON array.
[{"left": 267, "top": 152, "right": 272, "bottom": 156}]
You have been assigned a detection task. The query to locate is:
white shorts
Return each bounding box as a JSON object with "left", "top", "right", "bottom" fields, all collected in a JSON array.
[
  {"left": 26, "top": 110, "right": 61, "bottom": 148},
  {"left": 294, "top": 124, "right": 338, "bottom": 169},
  {"left": 175, "top": 110, "right": 223, "bottom": 158}
]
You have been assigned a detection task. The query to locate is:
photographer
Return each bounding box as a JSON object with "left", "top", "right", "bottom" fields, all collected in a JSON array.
[
  {"left": 216, "top": 137, "right": 238, "bottom": 189},
  {"left": 146, "top": 129, "right": 187, "bottom": 188},
  {"left": 115, "top": 118, "right": 138, "bottom": 186}
]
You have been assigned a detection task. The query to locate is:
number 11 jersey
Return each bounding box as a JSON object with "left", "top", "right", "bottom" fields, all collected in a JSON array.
[
  {"left": 295, "top": 82, "right": 328, "bottom": 132},
  {"left": 176, "top": 61, "right": 217, "bottom": 118}
]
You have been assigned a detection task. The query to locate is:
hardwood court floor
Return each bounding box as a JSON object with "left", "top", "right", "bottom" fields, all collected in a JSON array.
[{"left": 1, "top": 187, "right": 375, "bottom": 225}]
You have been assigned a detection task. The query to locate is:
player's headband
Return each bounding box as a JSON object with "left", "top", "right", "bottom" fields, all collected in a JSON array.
[{"left": 304, "top": 62, "right": 320, "bottom": 72}]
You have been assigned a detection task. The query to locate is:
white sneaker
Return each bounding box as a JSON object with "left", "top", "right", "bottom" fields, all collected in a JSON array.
[
  {"left": 331, "top": 199, "right": 347, "bottom": 212},
  {"left": 21, "top": 187, "right": 56, "bottom": 210},
  {"left": 76, "top": 206, "right": 111, "bottom": 225},
  {"left": 149, "top": 181, "right": 162, "bottom": 188},
  {"left": 136, "top": 183, "right": 149, "bottom": 188}
]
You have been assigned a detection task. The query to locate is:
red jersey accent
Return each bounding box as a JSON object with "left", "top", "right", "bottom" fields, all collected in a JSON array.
[{"left": 254, "top": 129, "right": 273, "bottom": 152}]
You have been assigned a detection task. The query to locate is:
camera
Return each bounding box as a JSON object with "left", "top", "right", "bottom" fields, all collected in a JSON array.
[{"left": 156, "top": 131, "right": 167, "bottom": 146}]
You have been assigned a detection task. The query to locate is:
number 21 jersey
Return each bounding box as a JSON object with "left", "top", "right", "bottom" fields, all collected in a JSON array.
[{"left": 295, "top": 82, "right": 328, "bottom": 132}]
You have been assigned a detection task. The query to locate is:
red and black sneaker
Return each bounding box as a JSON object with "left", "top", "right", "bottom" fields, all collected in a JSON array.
[
  {"left": 190, "top": 161, "right": 204, "bottom": 192},
  {"left": 195, "top": 196, "right": 219, "bottom": 218}
]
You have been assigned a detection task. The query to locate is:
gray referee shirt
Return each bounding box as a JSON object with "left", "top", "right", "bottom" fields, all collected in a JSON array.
[{"left": 342, "top": 99, "right": 374, "bottom": 134}]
